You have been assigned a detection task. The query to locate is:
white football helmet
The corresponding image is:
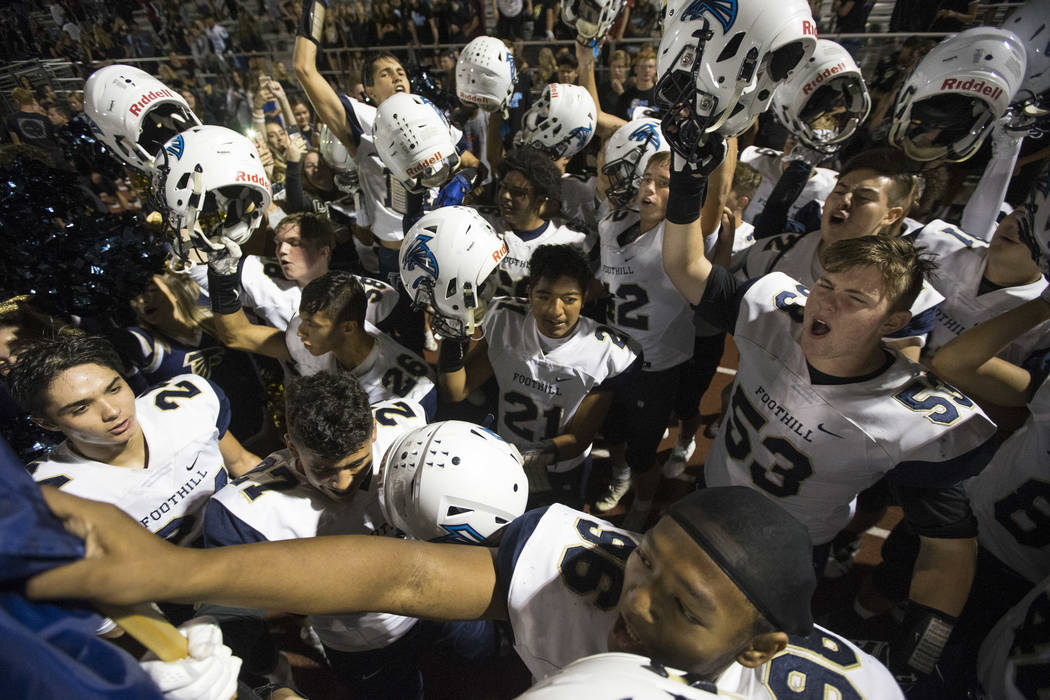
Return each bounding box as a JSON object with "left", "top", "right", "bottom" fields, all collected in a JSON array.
[
  {"left": 603, "top": 118, "right": 670, "bottom": 207},
  {"left": 84, "top": 64, "right": 200, "bottom": 171},
  {"left": 656, "top": 0, "right": 817, "bottom": 160},
  {"left": 456, "top": 36, "right": 517, "bottom": 112},
  {"left": 373, "top": 93, "right": 461, "bottom": 189},
  {"left": 318, "top": 122, "right": 362, "bottom": 197},
  {"left": 399, "top": 206, "right": 508, "bottom": 338},
  {"left": 890, "top": 27, "right": 1027, "bottom": 162},
  {"left": 772, "top": 39, "right": 870, "bottom": 152},
  {"left": 562, "top": 0, "right": 626, "bottom": 40},
  {"left": 1001, "top": 0, "right": 1050, "bottom": 135},
  {"left": 516, "top": 653, "right": 735, "bottom": 700},
  {"left": 1019, "top": 163, "right": 1050, "bottom": 276},
  {"left": 378, "top": 420, "right": 528, "bottom": 543},
  {"left": 513, "top": 84, "right": 597, "bottom": 159},
  {"left": 152, "top": 125, "right": 272, "bottom": 257}
]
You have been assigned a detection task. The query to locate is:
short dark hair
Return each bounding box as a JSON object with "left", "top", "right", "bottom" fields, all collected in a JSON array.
[
  {"left": 285, "top": 371, "right": 373, "bottom": 461},
  {"left": 498, "top": 147, "right": 563, "bottom": 214},
  {"left": 819, "top": 235, "right": 936, "bottom": 313},
  {"left": 528, "top": 244, "right": 592, "bottom": 293},
  {"left": 557, "top": 54, "right": 578, "bottom": 70},
  {"left": 364, "top": 52, "right": 404, "bottom": 86},
  {"left": 275, "top": 211, "right": 336, "bottom": 253},
  {"left": 8, "top": 334, "right": 124, "bottom": 417},
  {"left": 839, "top": 148, "right": 921, "bottom": 210},
  {"left": 299, "top": 271, "right": 367, "bottom": 327}
]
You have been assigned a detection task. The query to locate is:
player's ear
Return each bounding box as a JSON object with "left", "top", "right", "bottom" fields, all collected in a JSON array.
[
  {"left": 738, "top": 195, "right": 751, "bottom": 212},
  {"left": 880, "top": 309, "right": 911, "bottom": 336},
  {"left": 736, "top": 631, "right": 788, "bottom": 668}
]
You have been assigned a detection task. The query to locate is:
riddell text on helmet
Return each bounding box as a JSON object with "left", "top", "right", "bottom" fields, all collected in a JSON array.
[
  {"left": 940, "top": 78, "right": 1004, "bottom": 103},
  {"left": 129, "top": 89, "right": 176, "bottom": 117},
  {"left": 802, "top": 62, "right": 848, "bottom": 95},
  {"left": 406, "top": 151, "right": 444, "bottom": 177}
]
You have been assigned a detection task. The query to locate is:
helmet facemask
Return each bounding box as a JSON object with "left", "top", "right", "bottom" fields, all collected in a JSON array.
[
  {"left": 603, "top": 142, "right": 650, "bottom": 207},
  {"left": 411, "top": 267, "right": 499, "bottom": 338}
]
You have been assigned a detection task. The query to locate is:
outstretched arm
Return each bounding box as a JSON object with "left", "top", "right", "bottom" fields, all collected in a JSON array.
[
  {"left": 292, "top": 1, "right": 356, "bottom": 154},
  {"left": 27, "top": 488, "right": 508, "bottom": 621},
  {"left": 575, "top": 37, "right": 626, "bottom": 138},
  {"left": 663, "top": 152, "right": 719, "bottom": 305}
]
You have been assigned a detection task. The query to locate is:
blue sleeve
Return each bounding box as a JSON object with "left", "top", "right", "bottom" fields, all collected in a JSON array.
[
  {"left": 207, "top": 379, "right": 232, "bottom": 439},
  {"left": 886, "top": 305, "right": 936, "bottom": 339},
  {"left": 494, "top": 507, "right": 551, "bottom": 606},
  {"left": 338, "top": 94, "right": 365, "bottom": 141},
  {"left": 693, "top": 265, "right": 759, "bottom": 335},
  {"left": 202, "top": 499, "right": 269, "bottom": 547},
  {"left": 885, "top": 435, "right": 1000, "bottom": 488},
  {"left": 1022, "top": 346, "right": 1050, "bottom": 396},
  {"left": 456, "top": 131, "right": 469, "bottom": 153},
  {"left": 419, "top": 386, "right": 438, "bottom": 423}
]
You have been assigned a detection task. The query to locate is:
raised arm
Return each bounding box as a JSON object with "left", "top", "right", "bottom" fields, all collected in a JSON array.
[
  {"left": 437, "top": 337, "right": 493, "bottom": 402},
  {"left": 27, "top": 488, "right": 508, "bottom": 621},
  {"left": 931, "top": 297, "right": 1050, "bottom": 407},
  {"left": 206, "top": 260, "right": 292, "bottom": 362},
  {"left": 292, "top": 1, "right": 356, "bottom": 154},
  {"left": 662, "top": 151, "right": 723, "bottom": 305},
  {"left": 575, "top": 37, "right": 626, "bottom": 138}
]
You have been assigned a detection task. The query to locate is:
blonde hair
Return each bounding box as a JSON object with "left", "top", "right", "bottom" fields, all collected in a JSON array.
[
  {"left": 819, "top": 236, "right": 935, "bottom": 314},
  {"left": 731, "top": 163, "right": 762, "bottom": 200},
  {"left": 136, "top": 271, "right": 212, "bottom": 335}
]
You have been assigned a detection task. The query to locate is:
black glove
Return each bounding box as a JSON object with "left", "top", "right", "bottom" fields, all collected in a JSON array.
[
  {"left": 207, "top": 256, "right": 243, "bottom": 315},
  {"left": 437, "top": 337, "right": 467, "bottom": 373}
]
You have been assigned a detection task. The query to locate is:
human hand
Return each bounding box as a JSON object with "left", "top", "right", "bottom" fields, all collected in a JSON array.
[{"left": 140, "top": 617, "right": 241, "bottom": 700}]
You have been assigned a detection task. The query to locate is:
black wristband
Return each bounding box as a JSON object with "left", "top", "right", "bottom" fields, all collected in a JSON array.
[
  {"left": 297, "top": 0, "right": 327, "bottom": 45},
  {"left": 437, "top": 338, "right": 467, "bottom": 373},
  {"left": 666, "top": 167, "right": 708, "bottom": 225},
  {"left": 207, "top": 264, "right": 243, "bottom": 315}
]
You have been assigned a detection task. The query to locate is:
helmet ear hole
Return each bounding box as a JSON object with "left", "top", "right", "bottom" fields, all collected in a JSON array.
[
  {"left": 175, "top": 172, "right": 192, "bottom": 190},
  {"left": 717, "top": 32, "right": 745, "bottom": 62},
  {"left": 770, "top": 42, "right": 806, "bottom": 81},
  {"left": 447, "top": 505, "right": 472, "bottom": 517}
]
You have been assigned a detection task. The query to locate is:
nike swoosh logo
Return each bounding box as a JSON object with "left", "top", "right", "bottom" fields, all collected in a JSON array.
[
  {"left": 556, "top": 377, "right": 571, "bottom": 382},
  {"left": 817, "top": 423, "right": 845, "bottom": 439},
  {"left": 186, "top": 455, "right": 200, "bottom": 471},
  {"left": 624, "top": 256, "right": 634, "bottom": 263}
]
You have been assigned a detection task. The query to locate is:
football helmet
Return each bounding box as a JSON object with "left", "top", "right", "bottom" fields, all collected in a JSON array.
[
  {"left": 516, "top": 653, "right": 732, "bottom": 700},
  {"left": 772, "top": 39, "right": 870, "bottom": 152},
  {"left": 890, "top": 27, "right": 1027, "bottom": 162},
  {"left": 562, "top": 0, "right": 626, "bottom": 40},
  {"left": 399, "top": 206, "right": 507, "bottom": 338},
  {"left": 378, "top": 420, "right": 528, "bottom": 543},
  {"left": 84, "top": 64, "right": 200, "bottom": 171},
  {"left": 603, "top": 118, "right": 670, "bottom": 207},
  {"left": 318, "top": 122, "right": 362, "bottom": 197},
  {"left": 656, "top": 0, "right": 817, "bottom": 162},
  {"left": 373, "top": 93, "right": 460, "bottom": 190},
  {"left": 456, "top": 36, "right": 517, "bottom": 112},
  {"left": 152, "top": 125, "right": 272, "bottom": 258},
  {"left": 1001, "top": 0, "right": 1050, "bottom": 135},
  {"left": 1018, "top": 163, "right": 1050, "bottom": 276},
  {"left": 513, "top": 84, "right": 597, "bottom": 159}
]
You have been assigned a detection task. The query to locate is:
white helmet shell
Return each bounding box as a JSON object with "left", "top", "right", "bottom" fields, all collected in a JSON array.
[
  {"left": 516, "top": 653, "right": 733, "bottom": 700},
  {"left": 890, "top": 27, "right": 1027, "bottom": 162},
  {"left": 318, "top": 123, "right": 353, "bottom": 171},
  {"left": 153, "top": 125, "right": 272, "bottom": 256},
  {"left": 84, "top": 64, "right": 201, "bottom": 171},
  {"left": 378, "top": 420, "right": 528, "bottom": 543},
  {"left": 603, "top": 118, "right": 669, "bottom": 207},
  {"left": 373, "top": 93, "right": 461, "bottom": 188},
  {"left": 656, "top": 0, "right": 817, "bottom": 153},
  {"left": 1019, "top": 163, "right": 1050, "bottom": 276},
  {"left": 399, "top": 206, "right": 508, "bottom": 338},
  {"left": 562, "top": 0, "right": 626, "bottom": 39},
  {"left": 456, "top": 36, "right": 517, "bottom": 112},
  {"left": 1002, "top": 0, "right": 1050, "bottom": 134},
  {"left": 772, "top": 39, "right": 870, "bottom": 151},
  {"left": 514, "top": 83, "right": 597, "bottom": 159}
]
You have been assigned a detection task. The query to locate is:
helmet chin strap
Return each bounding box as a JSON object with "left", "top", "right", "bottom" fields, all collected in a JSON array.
[{"left": 704, "top": 48, "right": 758, "bottom": 134}]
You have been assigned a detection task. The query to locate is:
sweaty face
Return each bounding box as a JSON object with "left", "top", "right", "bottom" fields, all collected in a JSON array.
[
  {"left": 39, "top": 364, "right": 139, "bottom": 450},
  {"left": 296, "top": 310, "right": 343, "bottom": 357},
  {"left": 637, "top": 160, "right": 670, "bottom": 225},
  {"left": 368, "top": 58, "right": 410, "bottom": 105},
  {"left": 801, "top": 265, "right": 905, "bottom": 375},
  {"left": 290, "top": 428, "right": 375, "bottom": 502},
  {"left": 821, "top": 170, "right": 903, "bottom": 244},
  {"left": 275, "top": 224, "right": 328, "bottom": 285},
  {"left": 611, "top": 517, "right": 759, "bottom": 678},
  {"left": 529, "top": 275, "right": 584, "bottom": 339},
  {"left": 499, "top": 169, "right": 544, "bottom": 229}
]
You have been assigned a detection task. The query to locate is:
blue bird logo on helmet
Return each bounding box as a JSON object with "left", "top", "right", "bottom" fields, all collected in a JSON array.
[
  {"left": 164, "top": 134, "right": 185, "bottom": 161},
  {"left": 403, "top": 233, "right": 439, "bottom": 287},
  {"left": 568, "top": 125, "right": 593, "bottom": 150},
  {"left": 628, "top": 122, "right": 661, "bottom": 146},
  {"left": 679, "top": 0, "right": 738, "bottom": 31}
]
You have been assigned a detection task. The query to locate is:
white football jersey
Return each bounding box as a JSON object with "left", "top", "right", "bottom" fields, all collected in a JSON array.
[
  {"left": 479, "top": 211, "right": 588, "bottom": 298},
  {"left": 914, "top": 220, "right": 1050, "bottom": 362},
  {"left": 966, "top": 374, "right": 1050, "bottom": 584},
  {"left": 203, "top": 398, "right": 427, "bottom": 652},
  {"left": 704, "top": 273, "right": 996, "bottom": 544},
  {"left": 482, "top": 298, "right": 641, "bottom": 471},
  {"left": 289, "top": 321, "right": 437, "bottom": 414},
  {"left": 739, "top": 146, "right": 838, "bottom": 225},
  {"left": 978, "top": 574, "right": 1050, "bottom": 700},
  {"left": 742, "top": 230, "right": 945, "bottom": 343},
  {"left": 596, "top": 211, "right": 695, "bottom": 371},
  {"left": 500, "top": 505, "right": 902, "bottom": 697},
  {"left": 729, "top": 220, "right": 757, "bottom": 271},
  {"left": 28, "top": 374, "right": 231, "bottom": 544}
]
